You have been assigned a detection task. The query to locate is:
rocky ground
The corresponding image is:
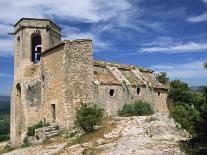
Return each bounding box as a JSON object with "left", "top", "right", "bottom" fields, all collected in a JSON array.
[{"left": 1, "top": 113, "right": 190, "bottom": 155}]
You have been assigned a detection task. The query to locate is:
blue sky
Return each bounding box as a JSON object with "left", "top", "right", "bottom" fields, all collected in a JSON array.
[{"left": 0, "top": 0, "right": 207, "bottom": 96}]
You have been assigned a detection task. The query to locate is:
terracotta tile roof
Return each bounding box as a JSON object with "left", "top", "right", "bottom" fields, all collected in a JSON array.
[
  {"left": 94, "top": 67, "right": 121, "bottom": 85},
  {"left": 120, "top": 69, "right": 145, "bottom": 86},
  {"left": 94, "top": 61, "right": 152, "bottom": 73},
  {"left": 93, "top": 61, "right": 168, "bottom": 89},
  {"left": 140, "top": 72, "right": 169, "bottom": 89}
]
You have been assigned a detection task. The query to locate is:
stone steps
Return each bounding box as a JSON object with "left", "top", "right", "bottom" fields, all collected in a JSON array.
[{"left": 44, "top": 124, "right": 60, "bottom": 138}]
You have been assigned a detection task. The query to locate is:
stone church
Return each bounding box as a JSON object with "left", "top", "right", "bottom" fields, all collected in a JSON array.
[{"left": 10, "top": 18, "right": 169, "bottom": 146}]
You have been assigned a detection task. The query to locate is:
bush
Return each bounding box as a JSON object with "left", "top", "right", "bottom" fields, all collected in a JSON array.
[
  {"left": 27, "top": 121, "right": 44, "bottom": 136},
  {"left": 170, "top": 104, "right": 203, "bottom": 135},
  {"left": 0, "top": 114, "right": 10, "bottom": 142},
  {"left": 75, "top": 103, "right": 104, "bottom": 133},
  {"left": 119, "top": 100, "right": 154, "bottom": 116},
  {"left": 21, "top": 137, "right": 30, "bottom": 148}
]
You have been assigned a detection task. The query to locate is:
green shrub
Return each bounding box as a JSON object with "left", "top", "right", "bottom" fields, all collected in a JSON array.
[
  {"left": 75, "top": 103, "right": 104, "bottom": 133},
  {"left": 119, "top": 100, "right": 154, "bottom": 116},
  {"left": 0, "top": 114, "right": 10, "bottom": 142},
  {"left": 27, "top": 121, "right": 43, "bottom": 136},
  {"left": 170, "top": 104, "right": 203, "bottom": 135},
  {"left": 0, "top": 134, "right": 9, "bottom": 141},
  {"left": 21, "top": 137, "right": 30, "bottom": 148},
  {"left": 118, "top": 104, "right": 135, "bottom": 116}
]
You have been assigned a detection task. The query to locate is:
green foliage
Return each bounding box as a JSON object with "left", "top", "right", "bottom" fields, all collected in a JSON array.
[
  {"left": 119, "top": 100, "right": 154, "bottom": 116},
  {"left": 75, "top": 103, "right": 104, "bottom": 133},
  {"left": 204, "top": 62, "right": 207, "bottom": 69},
  {"left": 83, "top": 147, "right": 96, "bottom": 155},
  {"left": 21, "top": 137, "right": 30, "bottom": 148},
  {"left": 0, "top": 144, "right": 14, "bottom": 154},
  {"left": 155, "top": 72, "right": 170, "bottom": 85},
  {"left": 27, "top": 121, "right": 43, "bottom": 136},
  {"left": 170, "top": 80, "right": 190, "bottom": 91},
  {"left": 0, "top": 114, "right": 10, "bottom": 142},
  {"left": 169, "top": 79, "right": 207, "bottom": 154},
  {"left": 118, "top": 104, "right": 135, "bottom": 116},
  {"left": 69, "top": 131, "right": 78, "bottom": 138},
  {"left": 170, "top": 104, "right": 203, "bottom": 135},
  {"left": 168, "top": 80, "right": 193, "bottom": 103},
  {"left": 198, "top": 86, "right": 207, "bottom": 100}
]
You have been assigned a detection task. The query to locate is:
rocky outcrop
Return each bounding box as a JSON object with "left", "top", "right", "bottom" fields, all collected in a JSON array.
[
  {"left": 97, "top": 113, "right": 190, "bottom": 155},
  {"left": 3, "top": 114, "right": 190, "bottom": 155}
]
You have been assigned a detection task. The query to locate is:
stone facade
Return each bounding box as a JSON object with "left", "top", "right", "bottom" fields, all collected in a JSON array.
[{"left": 10, "top": 18, "right": 169, "bottom": 147}]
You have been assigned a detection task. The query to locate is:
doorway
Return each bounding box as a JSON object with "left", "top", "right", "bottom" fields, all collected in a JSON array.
[{"left": 51, "top": 104, "right": 56, "bottom": 123}]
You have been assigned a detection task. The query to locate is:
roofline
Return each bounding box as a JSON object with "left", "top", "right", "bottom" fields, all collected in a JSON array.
[
  {"left": 41, "top": 39, "right": 92, "bottom": 56},
  {"left": 41, "top": 41, "right": 65, "bottom": 56},
  {"left": 14, "top": 18, "right": 61, "bottom": 30},
  {"left": 94, "top": 60, "right": 153, "bottom": 73}
]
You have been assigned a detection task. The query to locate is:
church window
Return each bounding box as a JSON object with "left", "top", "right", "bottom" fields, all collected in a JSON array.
[
  {"left": 109, "top": 89, "right": 115, "bottom": 97},
  {"left": 137, "top": 86, "right": 141, "bottom": 95},
  {"left": 31, "top": 32, "right": 41, "bottom": 63}
]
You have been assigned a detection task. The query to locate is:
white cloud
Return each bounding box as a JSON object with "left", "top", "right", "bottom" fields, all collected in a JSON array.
[
  {"left": 187, "top": 0, "right": 207, "bottom": 22},
  {"left": 0, "top": 73, "right": 13, "bottom": 78},
  {"left": 0, "top": 0, "right": 135, "bottom": 24},
  {"left": 140, "top": 42, "right": 207, "bottom": 53},
  {"left": 0, "top": 0, "right": 138, "bottom": 57},
  {"left": 141, "top": 36, "right": 176, "bottom": 47},
  {"left": 187, "top": 12, "right": 207, "bottom": 22},
  {"left": 151, "top": 60, "right": 207, "bottom": 79}
]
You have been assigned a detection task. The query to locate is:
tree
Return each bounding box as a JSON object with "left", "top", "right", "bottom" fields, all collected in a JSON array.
[
  {"left": 170, "top": 104, "right": 203, "bottom": 135},
  {"left": 168, "top": 80, "right": 192, "bottom": 103},
  {"left": 204, "top": 62, "right": 207, "bottom": 70},
  {"left": 155, "top": 72, "right": 170, "bottom": 85},
  {"left": 170, "top": 80, "right": 190, "bottom": 91}
]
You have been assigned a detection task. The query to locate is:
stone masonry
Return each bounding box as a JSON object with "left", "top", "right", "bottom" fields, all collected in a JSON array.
[{"left": 10, "top": 18, "right": 169, "bottom": 147}]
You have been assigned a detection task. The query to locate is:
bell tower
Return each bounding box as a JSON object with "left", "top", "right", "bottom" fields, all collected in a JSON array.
[{"left": 10, "top": 18, "right": 61, "bottom": 147}]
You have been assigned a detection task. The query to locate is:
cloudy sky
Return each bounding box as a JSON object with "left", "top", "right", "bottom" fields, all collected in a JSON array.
[{"left": 0, "top": 0, "right": 207, "bottom": 95}]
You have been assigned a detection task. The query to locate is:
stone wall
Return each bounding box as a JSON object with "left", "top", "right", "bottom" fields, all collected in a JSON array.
[
  {"left": 153, "top": 89, "right": 169, "bottom": 113},
  {"left": 94, "top": 85, "right": 125, "bottom": 116},
  {"left": 63, "top": 39, "right": 94, "bottom": 128},
  {"left": 11, "top": 18, "right": 62, "bottom": 147},
  {"left": 41, "top": 45, "right": 65, "bottom": 126}
]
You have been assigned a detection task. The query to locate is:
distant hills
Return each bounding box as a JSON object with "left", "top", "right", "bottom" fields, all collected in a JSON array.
[
  {"left": 191, "top": 86, "right": 206, "bottom": 91},
  {"left": 0, "top": 96, "right": 10, "bottom": 114},
  {"left": 0, "top": 96, "right": 10, "bottom": 101},
  {"left": 191, "top": 86, "right": 200, "bottom": 91}
]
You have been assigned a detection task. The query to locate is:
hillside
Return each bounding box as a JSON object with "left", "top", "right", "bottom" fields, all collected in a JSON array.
[
  {"left": 0, "top": 96, "right": 10, "bottom": 114},
  {"left": 0, "top": 96, "right": 10, "bottom": 102},
  {"left": 1, "top": 113, "right": 190, "bottom": 155}
]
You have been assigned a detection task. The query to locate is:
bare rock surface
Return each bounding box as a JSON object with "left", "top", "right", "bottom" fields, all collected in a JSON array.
[
  {"left": 98, "top": 113, "right": 190, "bottom": 155},
  {"left": 3, "top": 113, "right": 189, "bottom": 155}
]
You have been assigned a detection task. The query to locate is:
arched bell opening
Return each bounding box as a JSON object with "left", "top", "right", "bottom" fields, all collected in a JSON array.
[{"left": 31, "top": 32, "right": 42, "bottom": 63}]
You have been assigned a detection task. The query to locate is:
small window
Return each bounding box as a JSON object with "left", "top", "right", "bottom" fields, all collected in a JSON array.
[
  {"left": 137, "top": 87, "right": 141, "bottom": 95},
  {"left": 109, "top": 89, "right": 115, "bottom": 97},
  {"left": 158, "top": 92, "right": 160, "bottom": 96},
  {"left": 42, "top": 75, "right": 45, "bottom": 81},
  {"left": 17, "top": 36, "right": 20, "bottom": 41}
]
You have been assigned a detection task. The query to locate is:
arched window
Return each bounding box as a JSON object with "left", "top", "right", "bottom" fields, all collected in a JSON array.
[
  {"left": 137, "top": 86, "right": 141, "bottom": 95},
  {"left": 158, "top": 92, "right": 160, "bottom": 96},
  {"left": 109, "top": 89, "right": 115, "bottom": 97},
  {"left": 31, "top": 32, "right": 41, "bottom": 63}
]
